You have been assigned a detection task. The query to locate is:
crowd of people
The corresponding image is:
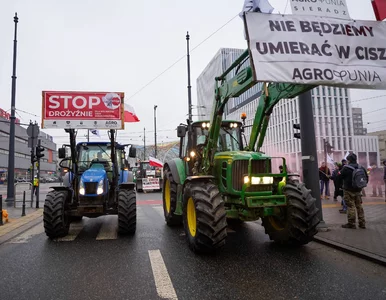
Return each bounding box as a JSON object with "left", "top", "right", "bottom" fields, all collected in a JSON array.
[{"left": 318, "top": 153, "right": 386, "bottom": 229}]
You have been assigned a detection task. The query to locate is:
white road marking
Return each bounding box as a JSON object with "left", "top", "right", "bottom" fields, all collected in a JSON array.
[
  {"left": 148, "top": 249, "right": 178, "bottom": 300},
  {"left": 55, "top": 222, "right": 84, "bottom": 242},
  {"left": 96, "top": 216, "right": 118, "bottom": 240},
  {"left": 7, "top": 223, "right": 45, "bottom": 244}
]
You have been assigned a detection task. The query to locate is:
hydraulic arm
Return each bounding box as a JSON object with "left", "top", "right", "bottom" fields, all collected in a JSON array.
[{"left": 202, "top": 49, "right": 316, "bottom": 173}]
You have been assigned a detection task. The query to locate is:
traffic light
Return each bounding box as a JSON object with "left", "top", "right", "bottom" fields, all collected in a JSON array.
[
  {"left": 36, "top": 145, "right": 45, "bottom": 160},
  {"left": 293, "top": 123, "right": 301, "bottom": 139},
  {"left": 325, "top": 141, "right": 334, "bottom": 154}
]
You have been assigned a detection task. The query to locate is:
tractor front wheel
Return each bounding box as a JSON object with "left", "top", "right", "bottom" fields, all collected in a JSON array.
[
  {"left": 118, "top": 189, "right": 137, "bottom": 235},
  {"left": 43, "top": 191, "right": 70, "bottom": 239},
  {"left": 262, "top": 181, "right": 320, "bottom": 245},
  {"left": 183, "top": 182, "right": 227, "bottom": 253},
  {"left": 163, "top": 168, "right": 182, "bottom": 226}
]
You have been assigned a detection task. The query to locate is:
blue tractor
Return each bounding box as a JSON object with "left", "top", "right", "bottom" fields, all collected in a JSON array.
[{"left": 43, "top": 129, "right": 137, "bottom": 239}]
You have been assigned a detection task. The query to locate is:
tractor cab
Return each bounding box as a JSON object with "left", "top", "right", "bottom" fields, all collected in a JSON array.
[{"left": 178, "top": 120, "right": 244, "bottom": 176}]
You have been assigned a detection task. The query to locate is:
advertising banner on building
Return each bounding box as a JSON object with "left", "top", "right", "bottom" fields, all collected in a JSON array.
[
  {"left": 42, "top": 91, "right": 125, "bottom": 129},
  {"left": 290, "top": 0, "right": 350, "bottom": 20},
  {"left": 245, "top": 13, "right": 386, "bottom": 89}
]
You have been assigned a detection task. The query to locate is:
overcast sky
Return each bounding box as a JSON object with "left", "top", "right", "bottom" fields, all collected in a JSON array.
[{"left": 0, "top": 0, "right": 384, "bottom": 148}]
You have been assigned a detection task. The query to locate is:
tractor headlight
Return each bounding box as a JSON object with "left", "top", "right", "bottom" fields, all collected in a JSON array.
[
  {"left": 79, "top": 180, "right": 85, "bottom": 195},
  {"left": 244, "top": 176, "right": 273, "bottom": 185},
  {"left": 97, "top": 179, "right": 104, "bottom": 195}
]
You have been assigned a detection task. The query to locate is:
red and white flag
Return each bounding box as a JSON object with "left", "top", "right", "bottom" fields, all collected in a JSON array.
[
  {"left": 124, "top": 104, "right": 140, "bottom": 122},
  {"left": 149, "top": 156, "right": 163, "bottom": 168}
]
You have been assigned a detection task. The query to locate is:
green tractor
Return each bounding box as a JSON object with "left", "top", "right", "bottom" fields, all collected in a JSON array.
[{"left": 162, "top": 50, "right": 320, "bottom": 253}]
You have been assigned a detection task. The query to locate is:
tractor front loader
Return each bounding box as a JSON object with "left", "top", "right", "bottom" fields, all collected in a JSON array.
[
  {"left": 162, "top": 49, "right": 320, "bottom": 253},
  {"left": 43, "top": 129, "right": 137, "bottom": 239}
]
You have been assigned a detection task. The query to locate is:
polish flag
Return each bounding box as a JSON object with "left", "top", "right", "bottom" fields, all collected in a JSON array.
[
  {"left": 124, "top": 104, "right": 140, "bottom": 122},
  {"left": 149, "top": 156, "right": 163, "bottom": 168}
]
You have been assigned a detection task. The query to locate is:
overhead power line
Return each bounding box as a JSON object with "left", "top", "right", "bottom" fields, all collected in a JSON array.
[{"left": 125, "top": 13, "right": 240, "bottom": 101}]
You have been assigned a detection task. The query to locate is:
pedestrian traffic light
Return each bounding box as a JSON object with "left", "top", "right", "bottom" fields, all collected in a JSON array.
[
  {"left": 36, "top": 145, "right": 45, "bottom": 160},
  {"left": 293, "top": 123, "right": 301, "bottom": 139},
  {"left": 325, "top": 141, "right": 334, "bottom": 154}
]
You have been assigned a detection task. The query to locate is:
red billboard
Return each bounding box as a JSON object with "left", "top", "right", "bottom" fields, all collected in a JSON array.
[
  {"left": 42, "top": 91, "right": 125, "bottom": 130},
  {"left": 0, "top": 108, "right": 21, "bottom": 124}
]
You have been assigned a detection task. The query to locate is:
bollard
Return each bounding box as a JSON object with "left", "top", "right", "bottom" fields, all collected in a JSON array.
[
  {"left": 22, "top": 191, "right": 26, "bottom": 217},
  {"left": 0, "top": 194, "right": 3, "bottom": 226}
]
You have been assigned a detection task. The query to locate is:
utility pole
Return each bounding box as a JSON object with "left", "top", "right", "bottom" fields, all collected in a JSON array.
[
  {"left": 154, "top": 105, "right": 158, "bottom": 157},
  {"left": 298, "top": 91, "right": 326, "bottom": 228},
  {"left": 5, "top": 13, "right": 19, "bottom": 207},
  {"left": 143, "top": 127, "right": 146, "bottom": 161},
  {"left": 186, "top": 31, "right": 193, "bottom": 123}
]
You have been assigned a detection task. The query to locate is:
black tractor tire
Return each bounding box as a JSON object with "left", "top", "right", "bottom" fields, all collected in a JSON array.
[
  {"left": 43, "top": 191, "right": 70, "bottom": 239},
  {"left": 183, "top": 182, "right": 227, "bottom": 253},
  {"left": 162, "top": 168, "right": 182, "bottom": 226},
  {"left": 118, "top": 189, "right": 136, "bottom": 235},
  {"left": 262, "top": 181, "right": 320, "bottom": 245},
  {"left": 70, "top": 216, "right": 83, "bottom": 222},
  {"left": 136, "top": 181, "right": 143, "bottom": 193}
]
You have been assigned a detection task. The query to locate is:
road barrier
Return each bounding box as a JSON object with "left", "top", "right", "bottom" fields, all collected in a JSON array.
[{"left": 14, "top": 182, "right": 33, "bottom": 208}]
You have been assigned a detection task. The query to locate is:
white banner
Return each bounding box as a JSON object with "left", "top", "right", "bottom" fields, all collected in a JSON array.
[
  {"left": 290, "top": 0, "right": 350, "bottom": 20},
  {"left": 245, "top": 13, "right": 386, "bottom": 89},
  {"left": 42, "top": 120, "right": 123, "bottom": 130},
  {"left": 143, "top": 178, "right": 160, "bottom": 190}
]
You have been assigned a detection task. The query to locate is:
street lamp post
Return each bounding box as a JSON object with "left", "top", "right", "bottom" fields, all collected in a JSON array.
[
  {"left": 154, "top": 105, "right": 158, "bottom": 158},
  {"left": 5, "top": 13, "right": 19, "bottom": 207},
  {"left": 186, "top": 32, "right": 193, "bottom": 123}
]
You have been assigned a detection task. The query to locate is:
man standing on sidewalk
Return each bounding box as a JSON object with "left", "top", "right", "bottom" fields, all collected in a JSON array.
[
  {"left": 33, "top": 176, "right": 39, "bottom": 197},
  {"left": 319, "top": 162, "right": 331, "bottom": 200},
  {"left": 338, "top": 153, "right": 368, "bottom": 229}
]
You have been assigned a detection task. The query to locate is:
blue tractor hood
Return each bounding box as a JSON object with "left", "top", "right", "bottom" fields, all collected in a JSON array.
[{"left": 81, "top": 164, "right": 106, "bottom": 183}]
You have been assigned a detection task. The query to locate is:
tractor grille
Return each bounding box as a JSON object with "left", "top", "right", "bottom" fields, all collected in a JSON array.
[
  {"left": 84, "top": 182, "right": 98, "bottom": 194},
  {"left": 232, "top": 160, "right": 272, "bottom": 192}
]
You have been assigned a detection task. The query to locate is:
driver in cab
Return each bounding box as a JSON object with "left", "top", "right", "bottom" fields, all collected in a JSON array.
[{"left": 91, "top": 152, "right": 111, "bottom": 170}]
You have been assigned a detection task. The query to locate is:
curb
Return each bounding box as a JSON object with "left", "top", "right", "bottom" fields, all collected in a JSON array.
[
  {"left": 313, "top": 236, "right": 386, "bottom": 267},
  {"left": 0, "top": 211, "right": 43, "bottom": 246}
]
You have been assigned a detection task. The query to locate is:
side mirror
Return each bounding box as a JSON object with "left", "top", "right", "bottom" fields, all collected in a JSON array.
[
  {"left": 177, "top": 125, "right": 186, "bottom": 138},
  {"left": 58, "top": 148, "right": 66, "bottom": 159},
  {"left": 128, "top": 146, "right": 136, "bottom": 158},
  {"left": 59, "top": 158, "right": 71, "bottom": 170}
]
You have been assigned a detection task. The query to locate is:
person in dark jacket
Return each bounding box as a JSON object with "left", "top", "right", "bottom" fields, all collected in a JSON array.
[
  {"left": 319, "top": 162, "right": 331, "bottom": 199},
  {"left": 337, "top": 153, "right": 368, "bottom": 229},
  {"left": 331, "top": 163, "right": 342, "bottom": 202}
]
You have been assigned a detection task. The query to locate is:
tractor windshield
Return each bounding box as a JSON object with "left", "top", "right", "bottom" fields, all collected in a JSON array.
[
  {"left": 78, "top": 144, "right": 112, "bottom": 172},
  {"left": 193, "top": 122, "right": 242, "bottom": 151}
]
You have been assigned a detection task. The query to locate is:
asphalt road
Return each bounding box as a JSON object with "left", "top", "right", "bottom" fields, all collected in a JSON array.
[{"left": 0, "top": 190, "right": 385, "bottom": 300}]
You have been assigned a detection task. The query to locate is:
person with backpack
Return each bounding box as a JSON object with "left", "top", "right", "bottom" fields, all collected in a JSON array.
[{"left": 338, "top": 153, "right": 368, "bottom": 229}]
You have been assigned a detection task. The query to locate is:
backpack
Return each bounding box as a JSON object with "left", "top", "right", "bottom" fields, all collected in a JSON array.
[{"left": 345, "top": 165, "right": 368, "bottom": 189}]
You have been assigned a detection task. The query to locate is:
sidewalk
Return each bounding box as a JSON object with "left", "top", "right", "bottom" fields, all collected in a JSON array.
[{"left": 315, "top": 195, "right": 386, "bottom": 265}]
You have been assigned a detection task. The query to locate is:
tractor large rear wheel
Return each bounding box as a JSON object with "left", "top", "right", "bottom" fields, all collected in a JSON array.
[
  {"left": 163, "top": 168, "right": 182, "bottom": 226},
  {"left": 183, "top": 182, "right": 227, "bottom": 253},
  {"left": 262, "top": 181, "right": 319, "bottom": 245},
  {"left": 118, "top": 189, "right": 136, "bottom": 235},
  {"left": 43, "top": 191, "right": 70, "bottom": 239}
]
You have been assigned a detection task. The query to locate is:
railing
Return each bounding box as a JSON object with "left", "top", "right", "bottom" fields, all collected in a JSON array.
[{"left": 14, "top": 182, "right": 33, "bottom": 208}]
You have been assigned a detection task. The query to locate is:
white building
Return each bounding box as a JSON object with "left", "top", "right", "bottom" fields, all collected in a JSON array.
[{"left": 197, "top": 48, "right": 380, "bottom": 171}]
